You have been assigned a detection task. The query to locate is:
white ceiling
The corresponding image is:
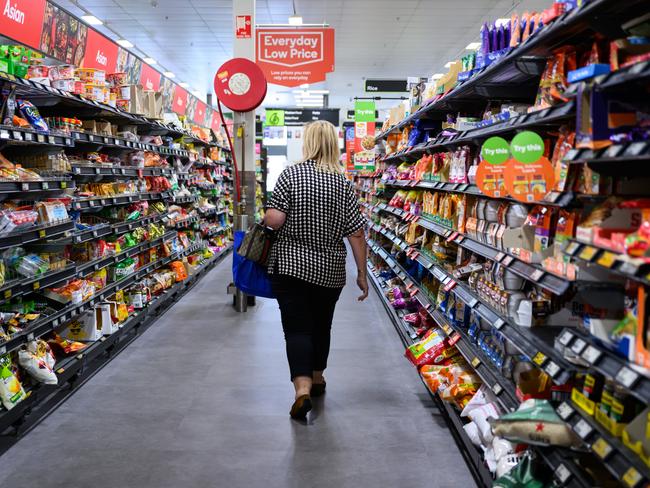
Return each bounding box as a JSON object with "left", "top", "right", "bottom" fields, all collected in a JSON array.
[{"left": 56, "top": 0, "right": 552, "bottom": 115}]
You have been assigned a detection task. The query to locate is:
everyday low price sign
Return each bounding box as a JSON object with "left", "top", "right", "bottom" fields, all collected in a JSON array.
[{"left": 256, "top": 28, "right": 335, "bottom": 87}]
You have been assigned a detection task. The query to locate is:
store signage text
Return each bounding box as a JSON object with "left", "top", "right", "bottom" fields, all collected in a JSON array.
[
  {"left": 364, "top": 79, "right": 408, "bottom": 93},
  {"left": 0, "top": 0, "right": 44, "bottom": 49},
  {"left": 236, "top": 15, "right": 251, "bottom": 38},
  {"left": 256, "top": 28, "right": 335, "bottom": 87},
  {"left": 4, "top": 1, "right": 24, "bottom": 24},
  {"left": 82, "top": 29, "right": 118, "bottom": 72}
]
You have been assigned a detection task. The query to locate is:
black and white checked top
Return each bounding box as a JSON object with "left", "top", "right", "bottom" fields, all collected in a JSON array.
[{"left": 267, "top": 160, "right": 365, "bottom": 288}]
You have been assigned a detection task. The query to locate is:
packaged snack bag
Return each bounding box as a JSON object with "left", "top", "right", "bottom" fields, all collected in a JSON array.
[
  {"left": 0, "top": 354, "right": 26, "bottom": 410},
  {"left": 18, "top": 340, "right": 57, "bottom": 385},
  {"left": 490, "top": 399, "right": 581, "bottom": 447}
]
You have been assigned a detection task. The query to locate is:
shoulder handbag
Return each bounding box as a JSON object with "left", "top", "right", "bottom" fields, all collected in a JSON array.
[{"left": 236, "top": 223, "right": 274, "bottom": 266}]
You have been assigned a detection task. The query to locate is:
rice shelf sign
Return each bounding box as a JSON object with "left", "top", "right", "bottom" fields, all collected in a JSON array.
[{"left": 256, "top": 28, "right": 335, "bottom": 87}]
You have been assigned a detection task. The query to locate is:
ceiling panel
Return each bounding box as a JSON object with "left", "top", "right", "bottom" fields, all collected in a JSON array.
[{"left": 66, "top": 0, "right": 553, "bottom": 111}]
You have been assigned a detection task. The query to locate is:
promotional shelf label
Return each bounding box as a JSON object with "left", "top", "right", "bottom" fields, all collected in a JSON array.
[
  {"left": 139, "top": 62, "right": 161, "bottom": 91},
  {"left": 511, "top": 131, "right": 545, "bottom": 164},
  {"left": 476, "top": 161, "right": 507, "bottom": 198},
  {"left": 481, "top": 136, "right": 510, "bottom": 165},
  {"left": 256, "top": 28, "right": 335, "bottom": 87},
  {"left": 504, "top": 156, "right": 555, "bottom": 203}
]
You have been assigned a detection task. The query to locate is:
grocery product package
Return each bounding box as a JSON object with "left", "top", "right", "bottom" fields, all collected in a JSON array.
[
  {"left": 17, "top": 340, "right": 57, "bottom": 385},
  {"left": 490, "top": 399, "right": 582, "bottom": 448},
  {"left": 405, "top": 329, "right": 456, "bottom": 367},
  {"left": 0, "top": 354, "right": 26, "bottom": 410},
  {"left": 61, "top": 310, "right": 102, "bottom": 342}
]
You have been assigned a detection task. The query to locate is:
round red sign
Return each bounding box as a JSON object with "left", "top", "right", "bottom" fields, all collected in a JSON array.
[{"left": 213, "top": 58, "right": 267, "bottom": 112}]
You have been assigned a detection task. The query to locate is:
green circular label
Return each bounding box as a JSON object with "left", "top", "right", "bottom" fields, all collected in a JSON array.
[
  {"left": 481, "top": 137, "right": 510, "bottom": 165},
  {"left": 510, "top": 131, "right": 545, "bottom": 164}
]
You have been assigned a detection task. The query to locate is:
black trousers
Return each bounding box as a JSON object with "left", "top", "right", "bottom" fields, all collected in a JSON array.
[{"left": 271, "top": 274, "right": 343, "bottom": 380}]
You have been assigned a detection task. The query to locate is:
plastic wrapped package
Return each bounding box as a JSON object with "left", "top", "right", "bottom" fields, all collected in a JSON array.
[
  {"left": 18, "top": 340, "right": 57, "bottom": 384},
  {"left": 0, "top": 354, "right": 26, "bottom": 410}
]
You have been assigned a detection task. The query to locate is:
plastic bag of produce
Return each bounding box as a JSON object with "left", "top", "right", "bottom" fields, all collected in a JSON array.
[
  {"left": 18, "top": 340, "right": 57, "bottom": 385},
  {"left": 0, "top": 354, "right": 26, "bottom": 410}
]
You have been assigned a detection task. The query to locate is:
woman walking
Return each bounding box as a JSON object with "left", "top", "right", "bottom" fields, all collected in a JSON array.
[{"left": 264, "top": 120, "right": 368, "bottom": 420}]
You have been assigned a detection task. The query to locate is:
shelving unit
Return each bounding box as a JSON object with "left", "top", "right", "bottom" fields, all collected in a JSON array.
[
  {"left": 357, "top": 1, "right": 650, "bottom": 486},
  {"left": 0, "top": 41, "right": 235, "bottom": 446}
]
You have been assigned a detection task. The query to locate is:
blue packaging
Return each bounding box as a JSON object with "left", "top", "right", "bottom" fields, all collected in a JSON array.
[{"left": 567, "top": 63, "right": 611, "bottom": 83}]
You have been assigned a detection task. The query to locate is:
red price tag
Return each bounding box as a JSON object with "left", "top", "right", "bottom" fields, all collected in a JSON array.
[
  {"left": 424, "top": 302, "right": 431, "bottom": 310},
  {"left": 406, "top": 283, "right": 414, "bottom": 291},
  {"left": 446, "top": 232, "right": 459, "bottom": 243},
  {"left": 409, "top": 288, "right": 419, "bottom": 297},
  {"left": 448, "top": 332, "right": 461, "bottom": 346},
  {"left": 411, "top": 251, "right": 420, "bottom": 260},
  {"left": 444, "top": 280, "right": 457, "bottom": 292}
]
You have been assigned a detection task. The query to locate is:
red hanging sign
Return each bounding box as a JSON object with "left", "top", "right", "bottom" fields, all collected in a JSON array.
[
  {"left": 0, "top": 0, "right": 46, "bottom": 50},
  {"left": 211, "top": 111, "right": 221, "bottom": 133},
  {"left": 236, "top": 15, "right": 251, "bottom": 38},
  {"left": 172, "top": 85, "right": 189, "bottom": 115},
  {"left": 195, "top": 100, "right": 207, "bottom": 124},
  {"left": 82, "top": 29, "right": 118, "bottom": 72},
  {"left": 256, "top": 28, "right": 335, "bottom": 87},
  {"left": 139, "top": 62, "right": 161, "bottom": 91}
]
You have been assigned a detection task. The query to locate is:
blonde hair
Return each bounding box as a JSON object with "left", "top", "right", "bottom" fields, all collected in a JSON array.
[{"left": 301, "top": 120, "right": 343, "bottom": 173}]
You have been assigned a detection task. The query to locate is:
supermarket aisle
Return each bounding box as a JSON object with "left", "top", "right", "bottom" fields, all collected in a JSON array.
[{"left": 0, "top": 256, "right": 475, "bottom": 488}]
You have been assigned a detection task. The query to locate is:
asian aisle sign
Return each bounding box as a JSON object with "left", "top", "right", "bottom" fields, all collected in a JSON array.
[
  {"left": 0, "top": 0, "right": 218, "bottom": 128},
  {"left": 256, "top": 28, "right": 334, "bottom": 87},
  {"left": 353, "top": 100, "right": 376, "bottom": 171}
]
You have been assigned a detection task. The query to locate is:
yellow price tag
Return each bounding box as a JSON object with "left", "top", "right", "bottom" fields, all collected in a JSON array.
[
  {"left": 236, "top": 127, "right": 244, "bottom": 138},
  {"left": 39, "top": 229, "right": 46, "bottom": 238},
  {"left": 33, "top": 281, "right": 40, "bottom": 290},
  {"left": 56, "top": 368, "right": 65, "bottom": 374},
  {"left": 60, "top": 181, "right": 67, "bottom": 189},
  {"left": 471, "top": 357, "right": 481, "bottom": 368},
  {"left": 579, "top": 246, "right": 598, "bottom": 261},
  {"left": 623, "top": 467, "right": 642, "bottom": 488},
  {"left": 3, "top": 289, "right": 10, "bottom": 299},
  {"left": 532, "top": 352, "right": 547, "bottom": 366},
  {"left": 592, "top": 437, "right": 612, "bottom": 459},
  {"left": 597, "top": 251, "right": 617, "bottom": 268}
]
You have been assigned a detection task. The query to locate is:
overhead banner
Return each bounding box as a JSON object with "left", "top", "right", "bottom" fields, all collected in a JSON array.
[
  {"left": 82, "top": 28, "right": 118, "bottom": 72},
  {"left": 364, "top": 79, "right": 408, "bottom": 93},
  {"left": 40, "top": 1, "right": 88, "bottom": 65},
  {"left": 172, "top": 85, "right": 189, "bottom": 115},
  {"left": 139, "top": 62, "right": 161, "bottom": 91},
  {"left": 1, "top": 0, "right": 46, "bottom": 50},
  {"left": 0, "top": 0, "right": 221, "bottom": 130},
  {"left": 256, "top": 28, "right": 335, "bottom": 87}
]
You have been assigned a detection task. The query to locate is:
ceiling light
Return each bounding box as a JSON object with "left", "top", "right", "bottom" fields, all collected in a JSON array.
[
  {"left": 465, "top": 42, "right": 481, "bottom": 50},
  {"left": 289, "top": 15, "right": 303, "bottom": 25},
  {"left": 164, "top": 71, "right": 175, "bottom": 78},
  {"left": 143, "top": 58, "right": 157, "bottom": 65},
  {"left": 496, "top": 18, "right": 511, "bottom": 26},
  {"left": 179, "top": 82, "right": 189, "bottom": 88},
  {"left": 116, "top": 39, "right": 134, "bottom": 48},
  {"left": 81, "top": 15, "right": 103, "bottom": 25},
  {"left": 192, "top": 90, "right": 202, "bottom": 97},
  {"left": 444, "top": 61, "right": 454, "bottom": 69},
  {"left": 431, "top": 73, "right": 444, "bottom": 80},
  {"left": 300, "top": 83, "right": 309, "bottom": 89}
]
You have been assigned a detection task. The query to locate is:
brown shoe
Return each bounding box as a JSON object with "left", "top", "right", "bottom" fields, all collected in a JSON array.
[
  {"left": 311, "top": 381, "right": 326, "bottom": 397},
  {"left": 290, "top": 394, "right": 312, "bottom": 420}
]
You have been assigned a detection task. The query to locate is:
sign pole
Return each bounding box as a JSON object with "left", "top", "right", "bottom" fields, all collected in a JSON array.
[{"left": 233, "top": 0, "right": 257, "bottom": 313}]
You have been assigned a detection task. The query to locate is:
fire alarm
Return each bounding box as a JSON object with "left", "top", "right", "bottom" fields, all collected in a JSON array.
[{"left": 214, "top": 58, "right": 267, "bottom": 112}]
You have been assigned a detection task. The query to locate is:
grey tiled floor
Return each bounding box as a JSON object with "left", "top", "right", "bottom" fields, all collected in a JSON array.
[{"left": 0, "top": 257, "right": 476, "bottom": 488}]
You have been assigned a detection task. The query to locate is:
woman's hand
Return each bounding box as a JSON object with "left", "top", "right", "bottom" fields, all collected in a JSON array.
[{"left": 356, "top": 272, "right": 368, "bottom": 301}]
